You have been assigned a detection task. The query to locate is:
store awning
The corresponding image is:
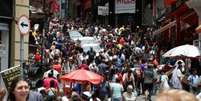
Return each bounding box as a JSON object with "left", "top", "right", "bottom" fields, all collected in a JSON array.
[{"left": 153, "top": 20, "right": 176, "bottom": 35}]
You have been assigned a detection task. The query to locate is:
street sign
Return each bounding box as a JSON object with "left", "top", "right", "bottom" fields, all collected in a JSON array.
[{"left": 18, "top": 15, "right": 30, "bottom": 35}]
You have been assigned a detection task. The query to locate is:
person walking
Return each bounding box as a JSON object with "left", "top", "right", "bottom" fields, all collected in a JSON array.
[
  {"left": 143, "top": 64, "right": 157, "bottom": 101},
  {"left": 110, "top": 78, "right": 124, "bottom": 101}
]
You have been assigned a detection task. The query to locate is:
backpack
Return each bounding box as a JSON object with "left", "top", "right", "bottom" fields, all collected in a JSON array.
[{"left": 47, "top": 88, "right": 57, "bottom": 101}]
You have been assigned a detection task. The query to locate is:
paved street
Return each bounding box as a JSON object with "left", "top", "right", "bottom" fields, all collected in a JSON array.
[
  {"left": 136, "top": 95, "right": 156, "bottom": 101},
  {"left": 1, "top": 0, "right": 201, "bottom": 101}
]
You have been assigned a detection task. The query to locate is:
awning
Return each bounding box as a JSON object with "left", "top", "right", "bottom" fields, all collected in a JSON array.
[{"left": 153, "top": 20, "right": 176, "bottom": 35}]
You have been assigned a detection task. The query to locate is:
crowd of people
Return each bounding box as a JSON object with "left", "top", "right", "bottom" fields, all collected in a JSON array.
[{"left": 1, "top": 16, "right": 201, "bottom": 101}]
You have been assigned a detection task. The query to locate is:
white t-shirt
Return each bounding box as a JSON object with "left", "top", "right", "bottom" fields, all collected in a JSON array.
[
  {"left": 61, "top": 96, "right": 69, "bottom": 101},
  {"left": 188, "top": 75, "right": 200, "bottom": 87},
  {"left": 123, "top": 92, "right": 136, "bottom": 101},
  {"left": 89, "top": 98, "right": 101, "bottom": 101},
  {"left": 160, "top": 75, "right": 170, "bottom": 89},
  {"left": 176, "top": 69, "right": 184, "bottom": 78}
]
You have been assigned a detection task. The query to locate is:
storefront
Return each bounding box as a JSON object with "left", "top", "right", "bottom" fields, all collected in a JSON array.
[
  {"left": 0, "top": 23, "right": 9, "bottom": 72},
  {"left": 153, "top": 3, "right": 198, "bottom": 48}
]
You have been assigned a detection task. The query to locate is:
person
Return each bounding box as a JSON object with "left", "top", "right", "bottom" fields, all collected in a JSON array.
[
  {"left": 53, "top": 60, "right": 62, "bottom": 73},
  {"left": 0, "top": 87, "right": 6, "bottom": 101},
  {"left": 122, "top": 85, "right": 136, "bottom": 101},
  {"left": 98, "top": 77, "right": 110, "bottom": 101},
  {"left": 188, "top": 69, "right": 200, "bottom": 94},
  {"left": 46, "top": 80, "right": 58, "bottom": 101},
  {"left": 123, "top": 69, "right": 135, "bottom": 91},
  {"left": 170, "top": 61, "right": 184, "bottom": 89},
  {"left": 89, "top": 92, "right": 101, "bottom": 101},
  {"left": 43, "top": 70, "right": 59, "bottom": 89},
  {"left": 156, "top": 89, "right": 198, "bottom": 101},
  {"left": 8, "top": 78, "right": 43, "bottom": 101},
  {"left": 110, "top": 78, "right": 124, "bottom": 101},
  {"left": 143, "top": 64, "right": 157, "bottom": 101},
  {"left": 159, "top": 70, "right": 170, "bottom": 91},
  {"left": 70, "top": 88, "right": 81, "bottom": 101}
]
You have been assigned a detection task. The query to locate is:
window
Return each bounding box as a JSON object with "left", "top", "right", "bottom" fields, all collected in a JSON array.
[
  {"left": 0, "top": 0, "right": 13, "bottom": 17},
  {"left": 0, "top": 31, "right": 1, "bottom": 44}
]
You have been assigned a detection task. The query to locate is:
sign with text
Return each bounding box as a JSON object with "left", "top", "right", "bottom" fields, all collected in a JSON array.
[
  {"left": 115, "top": 0, "right": 136, "bottom": 14},
  {"left": 0, "top": 65, "right": 21, "bottom": 91},
  {"left": 98, "top": 6, "right": 109, "bottom": 16}
]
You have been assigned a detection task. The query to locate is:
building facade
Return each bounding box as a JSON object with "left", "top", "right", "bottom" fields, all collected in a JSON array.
[
  {"left": 152, "top": 0, "right": 199, "bottom": 48},
  {"left": 0, "top": 0, "right": 29, "bottom": 71}
]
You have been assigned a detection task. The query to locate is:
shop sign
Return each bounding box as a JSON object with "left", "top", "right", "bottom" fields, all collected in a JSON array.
[
  {"left": 98, "top": 6, "right": 109, "bottom": 16},
  {"left": 115, "top": 0, "right": 136, "bottom": 14}
]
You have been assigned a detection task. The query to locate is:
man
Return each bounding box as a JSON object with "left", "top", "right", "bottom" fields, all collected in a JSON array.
[{"left": 143, "top": 64, "right": 157, "bottom": 101}]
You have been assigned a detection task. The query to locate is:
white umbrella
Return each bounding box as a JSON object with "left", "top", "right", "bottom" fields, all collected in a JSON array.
[{"left": 163, "top": 44, "right": 201, "bottom": 58}]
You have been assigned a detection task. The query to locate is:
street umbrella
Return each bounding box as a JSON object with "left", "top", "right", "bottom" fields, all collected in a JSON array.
[
  {"left": 60, "top": 68, "right": 104, "bottom": 85},
  {"left": 163, "top": 44, "right": 201, "bottom": 58}
]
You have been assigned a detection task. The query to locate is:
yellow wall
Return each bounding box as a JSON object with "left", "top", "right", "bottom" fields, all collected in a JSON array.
[{"left": 11, "top": 0, "right": 29, "bottom": 66}]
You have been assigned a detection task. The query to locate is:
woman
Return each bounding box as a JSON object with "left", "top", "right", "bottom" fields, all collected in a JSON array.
[
  {"left": 123, "top": 69, "right": 135, "bottom": 91},
  {"left": 9, "top": 79, "right": 30, "bottom": 101},
  {"left": 9, "top": 78, "right": 43, "bottom": 101}
]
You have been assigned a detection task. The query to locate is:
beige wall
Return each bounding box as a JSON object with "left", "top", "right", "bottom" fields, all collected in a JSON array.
[{"left": 11, "top": 0, "right": 29, "bottom": 66}]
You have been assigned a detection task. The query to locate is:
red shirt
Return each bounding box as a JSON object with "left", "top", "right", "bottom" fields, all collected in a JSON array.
[
  {"left": 119, "top": 37, "right": 125, "bottom": 46},
  {"left": 53, "top": 63, "right": 62, "bottom": 73},
  {"left": 43, "top": 77, "right": 59, "bottom": 89},
  {"left": 35, "top": 53, "right": 41, "bottom": 62},
  {"left": 79, "top": 64, "right": 89, "bottom": 70}
]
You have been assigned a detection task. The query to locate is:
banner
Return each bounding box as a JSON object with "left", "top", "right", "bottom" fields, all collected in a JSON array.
[
  {"left": 98, "top": 6, "right": 109, "bottom": 16},
  {"left": 0, "top": 65, "right": 21, "bottom": 91},
  {"left": 115, "top": 0, "right": 136, "bottom": 14}
]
